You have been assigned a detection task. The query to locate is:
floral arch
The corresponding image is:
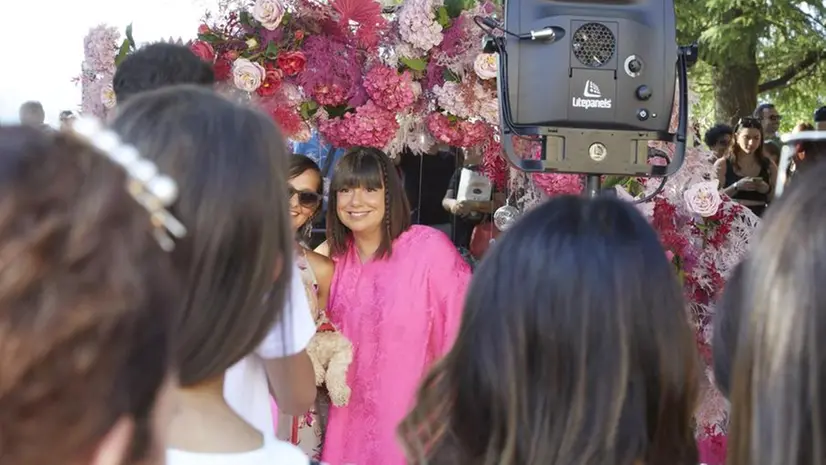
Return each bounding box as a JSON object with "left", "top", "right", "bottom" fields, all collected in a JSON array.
[{"left": 78, "top": 1, "right": 758, "bottom": 462}]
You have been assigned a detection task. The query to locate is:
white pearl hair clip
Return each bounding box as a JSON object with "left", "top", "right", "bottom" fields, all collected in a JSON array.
[{"left": 71, "top": 117, "right": 187, "bottom": 252}]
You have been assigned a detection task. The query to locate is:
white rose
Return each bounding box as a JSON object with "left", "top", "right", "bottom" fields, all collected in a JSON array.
[
  {"left": 232, "top": 58, "right": 266, "bottom": 92},
  {"left": 100, "top": 83, "right": 117, "bottom": 109},
  {"left": 473, "top": 53, "right": 498, "bottom": 80},
  {"left": 683, "top": 180, "right": 722, "bottom": 217},
  {"left": 252, "top": 0, "right": 286, "bottom": 30}
]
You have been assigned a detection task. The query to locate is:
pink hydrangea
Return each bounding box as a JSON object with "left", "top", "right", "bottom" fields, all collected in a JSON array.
[
  {"left": 319, "top": 100, "right": 399, "bottom": 149},
  {"left": 363, "top": 65, "right": 417, "bottom": 112},
  {"left": 311, "top": 83, "right": 349, "bottom": 106},
  {"left": 426, "top": 112, "right": 489, "bottom": 147},
  {"left": 397, "top": 0, "right": 443, "bottom": 51}
]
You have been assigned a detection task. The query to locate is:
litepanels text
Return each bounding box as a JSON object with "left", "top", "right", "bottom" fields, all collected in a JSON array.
[{"left": 571, "top": 97, "right": 613, "bottom": 109}]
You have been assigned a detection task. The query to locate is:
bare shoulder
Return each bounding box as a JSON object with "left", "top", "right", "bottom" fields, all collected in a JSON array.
[
  {"left": 713, "top": 157, "right": 727, "bottom": 176},
  {"left": 304, "top": 249, "right": 334, "bottom": 281},
  {"left": 314, "top": 240, "right": 330, "bottom": 257}
]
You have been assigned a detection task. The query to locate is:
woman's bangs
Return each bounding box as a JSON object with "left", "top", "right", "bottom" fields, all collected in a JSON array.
[{"left": 331, "top": 153, "right": 384, "bottom": 191}]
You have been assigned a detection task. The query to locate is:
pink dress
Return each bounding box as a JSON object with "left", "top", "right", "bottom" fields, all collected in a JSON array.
[{"left": 321, "top": 225, "right": 471, "bottom": 465}]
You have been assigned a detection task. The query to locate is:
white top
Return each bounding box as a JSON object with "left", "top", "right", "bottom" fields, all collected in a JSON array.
[
  {"left": 167, "top": 441, "right": 310, "bottom": 465},
  {"left": 224, "top": 262, "right": 316, "bottom": 438}
]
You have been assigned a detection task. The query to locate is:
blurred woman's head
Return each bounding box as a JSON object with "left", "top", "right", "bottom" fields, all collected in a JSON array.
[
  {"left": 110, "top": 85, "right": 293, "bottom": 387},
  {"left": 712, "top": 261, "right": 746, "bottom": 399},
  {"left": 288, "top": 155, "right": 323, "bottom": 235},
  {"left": 728, "top": 162, "right": 826, "bottom": 465},
  {"left": 400, "top": 195, "right": 699, "bottom": 465},
  {"left": 0, "top": 126, "right": 178, "bottom": 465},
  {"left": 326, "top": 147, "right": 410, "bottom": 258}
]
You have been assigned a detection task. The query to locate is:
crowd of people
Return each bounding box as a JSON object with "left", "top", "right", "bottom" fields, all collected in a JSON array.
[
  {"left": 704, "top": 103, "right": 826, "bottom": 216},
  {"left": 2, "top": 39, "right": 826, "bottom": 465}
]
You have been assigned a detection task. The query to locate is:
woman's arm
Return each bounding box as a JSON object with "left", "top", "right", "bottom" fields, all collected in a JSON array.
[
  {"left": 766, "top": 160, "right": 779, "bottom": 200},
  {"left": 442, "top": 188, "right": 460, "bottom": 214},
  {"left": 257, "top": 266, "right": 318, "bottom": 414},
  {"left": 425, "top": 232, "right": 472, "bottom": 354},
  {"left": 714, "top": 158, "right": 742, "bottom": 197},
  {"left": 305, "top": 249, "right": 334, "bottom": 311}
]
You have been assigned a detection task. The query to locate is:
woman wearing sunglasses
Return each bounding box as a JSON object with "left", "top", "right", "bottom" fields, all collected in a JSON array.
[
  {"left": 275, "top": 154, "right": 346, "bottom": 459},
  {"left": 714, "top": 117, "right": 777, "bottom": 216}
]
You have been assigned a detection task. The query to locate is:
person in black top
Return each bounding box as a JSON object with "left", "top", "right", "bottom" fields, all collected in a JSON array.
[
  {"left": 714, "top": 117, "right": 777, "bottom": 217},
  {"left": 441, "top": 148, "right": 503, "bottom": 248}
]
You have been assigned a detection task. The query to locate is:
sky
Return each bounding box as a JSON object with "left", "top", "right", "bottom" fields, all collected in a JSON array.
[{"left": 0, "top": 0, "right": 219, "bottom": 126}]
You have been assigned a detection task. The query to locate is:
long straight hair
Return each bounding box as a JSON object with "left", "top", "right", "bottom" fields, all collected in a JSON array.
[
  {"left": 110, "top": 85, "right": 293, "bottom": 386},
  {"left": 399, "top": 195, "right": 700, "bottom": 465},
  {"left": 728, "top": 161, "right": 826, "bottom": 465},
  {"left": 326, "top": 147, "right": 411, "bottom": 258}
]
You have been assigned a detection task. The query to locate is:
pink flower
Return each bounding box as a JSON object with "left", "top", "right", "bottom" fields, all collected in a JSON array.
[
  {"left": 319, "top": 101, "right": 399, "bottom": 149},
  {"left": 363, "top": 65, "right": 417, "bottom": 112},
  {"left": 190, "top": 40, "right": 215, "bottom": 62},
  {"left": 252, "top": 0, "right": 286, "bottom": 30}
]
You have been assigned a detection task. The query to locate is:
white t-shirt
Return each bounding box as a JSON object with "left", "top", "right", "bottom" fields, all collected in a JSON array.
[
  {"left": 224, "top": 262, "right": 316, "bottom": 438},
  {"left": 167, "top": 440, "right": 310, "bottom": 465}
]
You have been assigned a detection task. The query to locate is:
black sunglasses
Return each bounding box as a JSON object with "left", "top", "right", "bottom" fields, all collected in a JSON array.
[{"left": 289, "top": 186, "right": 322, "bottom": 207}]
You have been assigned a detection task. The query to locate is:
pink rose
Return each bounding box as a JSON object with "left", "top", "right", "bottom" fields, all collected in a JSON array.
[
  {"left": 683, "top": 181, "right": 722, "bottom": 217},
  {"left": 190, "top": 40, "right": 215, "bottom": 62},
  {"left": 276, "top": 51, "right": 307, "bottom": 76},
  {"left": 473, "top": 53, "right": 498, "bottom": 80},
  {"left": 232, "top": 58, "right": 266, "bottom": 92},
  {"left": 252, "top": 0, "right": 286, "bottom": 30}
]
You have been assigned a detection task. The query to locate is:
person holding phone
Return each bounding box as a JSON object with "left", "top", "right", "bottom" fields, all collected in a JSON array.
[{"left": 714, "top": 117, "right": 777, "bottom": 216}]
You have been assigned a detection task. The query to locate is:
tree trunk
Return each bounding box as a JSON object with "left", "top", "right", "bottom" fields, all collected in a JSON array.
[
  {"left": 713, "top": 62, "right": 760, "bottom": 126},
  {"left": 711, "top": 34, "right": 761, "bottom": 126}
]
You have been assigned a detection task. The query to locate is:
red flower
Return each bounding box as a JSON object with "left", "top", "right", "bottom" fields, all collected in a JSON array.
[
  {"left": 198, "top": 24, "right": 210, "bottom": 35},
  {"left": 295, "top": 30, "right": 305, "bottom": 41},
  {"left": 257, "top": 65, "right": 284, "bottom": 97},
  {"left": 190, "top": 40, "right": 215, "bottom": 62},
  {"left": 213, "top": 53, "right": 233, "bottom": 81},
  {"left": 276, "top": 51, "right": 307, "bottom": 76}
]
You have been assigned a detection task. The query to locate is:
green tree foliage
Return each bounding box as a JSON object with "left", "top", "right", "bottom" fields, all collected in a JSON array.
[{"left": 677, "top": 0, "right": 826, "bottom": 130}]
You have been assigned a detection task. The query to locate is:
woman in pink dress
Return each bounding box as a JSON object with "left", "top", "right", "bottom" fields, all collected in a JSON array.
[{"left": 321, "top": 147, "right": 472, "bottom": 465}]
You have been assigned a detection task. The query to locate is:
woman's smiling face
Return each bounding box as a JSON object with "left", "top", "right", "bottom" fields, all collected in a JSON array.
[
  {"left": 288, "top": 168, "right": 322, "bottom": 232},
  {"left": 335, "top": 184, "right": 386, "bottom": 236}
]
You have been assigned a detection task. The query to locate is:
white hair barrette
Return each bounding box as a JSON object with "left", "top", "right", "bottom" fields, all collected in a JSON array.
[{"left": 71, "top": 117, "right": 187, "bottom": 252}]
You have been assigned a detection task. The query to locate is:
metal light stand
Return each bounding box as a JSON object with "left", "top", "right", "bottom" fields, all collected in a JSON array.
[{"left": 584, "top": 174, "right": 602, "bottom": 198}]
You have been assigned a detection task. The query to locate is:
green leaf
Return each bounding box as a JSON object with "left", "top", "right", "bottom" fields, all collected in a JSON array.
[
  {"left": 444, "top": 0, "right": 464, "bottom": 18},
  {"left": 239, "top": 10, "right": 253, "bottom": 26},
  {"left": 443, "top": 68, "right": 460, "bottom": 82},
  {"left": 399, "top": 57, "right": 428, "bottom": 71},
  {"left": 324, "top": 104, "right": 351, "bottom": 118},
  {"left": 601, "top": 175, "right": 628, "bottom": 189},
  {"left": 265, "top": 41, "right": 279, "bottom": 58},
  {"left": 436, "top": 7, "right": 451, "bottom": 28},
  {"left": 300, "top": 101, "right": 319, "bottom": 120},
  {"left": 125, "top": 23, "right": 136, "bottom": 50},
  {"left": 114, "top": 39, "right": 131, "bottom": 67}
]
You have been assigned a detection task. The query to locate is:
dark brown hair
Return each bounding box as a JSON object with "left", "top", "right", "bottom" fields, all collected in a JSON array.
[
  {"left": 728, "top": 161, "right": 826, "bottom": 465},
  {"left": 400, "top": 196, "right": 699, "bottom": 465},
  {"left": 0, "top": 126, "right": 177, "bottom": 465},
  {"left": 727, "top": 117, "right": 770, "bottom": 172},
  {"left": 326, "top": 147, "right": 411, "bottom": 258},
  {"left": 712, "top": 261, "right": 745, "bottom": 398},
  {"left": 110, "top": 85, "right": 293, "bottom": 386}
]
